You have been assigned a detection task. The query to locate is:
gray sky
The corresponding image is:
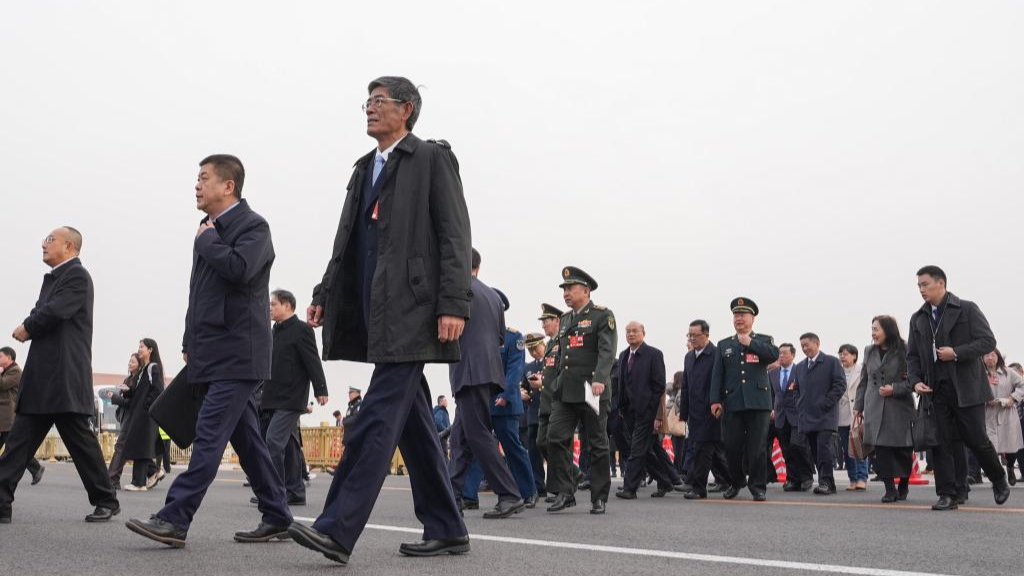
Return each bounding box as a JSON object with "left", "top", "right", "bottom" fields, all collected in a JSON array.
[{"left": 2, "top": 2, "right": 1022, "bottom": 423}]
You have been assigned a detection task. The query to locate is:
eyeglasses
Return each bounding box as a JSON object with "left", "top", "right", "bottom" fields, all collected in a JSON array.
[
  {"left": 362, "top": 96, "right": 405, "bottom": 112},
  {"left": 43, "top": 235, "right": 58, "bottom": 244}
]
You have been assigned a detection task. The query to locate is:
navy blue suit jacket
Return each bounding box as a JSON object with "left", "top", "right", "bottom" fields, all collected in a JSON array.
[
  {"left": 770, "top": 365, "right": 799, "bottom": 428},
  {"left": 680, "top": 343, "right": 720, "bottom": 443},
  {"left": 449, "top": 277, "right": 505, "bottom": 396},
  {"left": 793, "top": 353, "right": 847, "bottom": 432},
  {"left": 616, "top": 342, "right": 666, "bottom": 418}
]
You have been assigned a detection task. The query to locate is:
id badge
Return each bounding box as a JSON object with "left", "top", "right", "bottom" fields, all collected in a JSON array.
[
  {"left": 745, "top": 353, "right": 760, "bottom": 364},
  {"left": 932, "top": 343, "right": 938, "bottom": 362}
]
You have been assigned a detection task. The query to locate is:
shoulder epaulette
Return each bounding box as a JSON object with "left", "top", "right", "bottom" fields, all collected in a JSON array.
[{"left": 593, "top": 304, "right": 607, "bottom": 311}]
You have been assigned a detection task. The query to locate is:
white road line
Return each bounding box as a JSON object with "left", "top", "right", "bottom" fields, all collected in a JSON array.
[{"left": 292, "top": 517, "right": 955, "bottom": 576}]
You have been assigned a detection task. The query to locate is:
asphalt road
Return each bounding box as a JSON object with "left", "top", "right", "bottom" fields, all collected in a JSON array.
[{"left": 1, "top": 463, "right": 1021, "bottom": 576}]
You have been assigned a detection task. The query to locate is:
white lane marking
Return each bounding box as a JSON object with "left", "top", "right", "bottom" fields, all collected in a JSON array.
[{"left": 292, "top": 517, "right": 956, "bottom": 576}]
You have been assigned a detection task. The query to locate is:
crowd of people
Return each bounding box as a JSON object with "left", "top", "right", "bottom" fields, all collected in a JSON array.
[{"left": 0, "top": 76, "right": 1019, "bottom": 570}]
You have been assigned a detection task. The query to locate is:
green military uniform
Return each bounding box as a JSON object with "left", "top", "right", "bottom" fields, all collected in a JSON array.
[
  {"left": 534, "top": 303, "right": 562, "bottom": 499},
  {"left": 708, "top": 297, "right": 779, "bottom": 500},
  {"left": 546, "top": 267, "right": 617, "bottom": 513}
]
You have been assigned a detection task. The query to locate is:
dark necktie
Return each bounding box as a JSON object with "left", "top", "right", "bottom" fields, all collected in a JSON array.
[
  {"left": 932, "top": 307, "right": 940, "bottom": 324},
  {"left": 807, "top": 358, "right": 814, "bottom": 370},
  {"left": 628, "top": 351, "right": 635, "bottom": 372},
  {"left": 781, "top": 368, "right": 788, "bottom": 392}
]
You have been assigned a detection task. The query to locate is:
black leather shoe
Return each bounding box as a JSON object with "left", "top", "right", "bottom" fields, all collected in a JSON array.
[
  {"left": 288, "top": 523, "right": 350, "bottom": 564},
  {"left": 1007, "top": 464, "right": 1017, "bottom": 486},
  {"left": 288, "top": 498, "right": 306, "bottom": 506},
  {"left": 954, "top": 492, "right": 968, "bottom": 505},
  {"left": 615, "top": 490, "right": 637, "bottom": 499},
  {"left": 482, "top": 498, "right": 525, "bottom": 519},
  {"left": 931, "top": 496, "right": 958, "bottom": 511},
  {"left": 896, "top": 486, "right": 909, "bottom": 501},
  {"left": 650, "top": 488, "right": 669, "bottom": 498},
  {"left": 546, "top": 493, "right": 576, "bottom": 512},
  {"left": 0, "top": 508, "right": 11, "bottom": 524},
  {"left": 799, "top": 480, "right": 814, "bottom": 492},
  {"left": 126, "top": 515, "right": 187, "bottom": 547},
  {"left": 752, "top": 492, "right": 767, "bottom": 502},
  {"left": 674, "top": 482, "right": 692, "bottom": 493},
  {"left": 234, "top": 522, "right": 291, "bottom": 543},
  {"left": 399, "top": 536, "right": 470, "bottom": 557},
  {"left": 722, "top": 486, "right": 740, "bottom": 500},
  {"left": 524, "top": 494, "right": 538, "bottom": 509},
  {"left": 881, "top": 491, "right": 897, "bottom": 503},
  {"left": 683, "top": 490, "right": 706, "bottom": 500},
  {"left": 578, "top": 480, "right": 592, "bottom": 491},
  {"left": 31, "top": 466, "right": 45, "bottom": 486},
  {"left": 590, "top": 500, "right": 606, "bottom": 514},
  {"left": 85, "top": 506, "right": 120, "bottom": 523},
  {"left": 544, "top": 494, "right": 556, "bottom": 503},
  {"left": 813, "top": 482, "right": 836, "bottom": 495},
  {"left": 707, "top": 482, "right": 724, "bottom": 493},
  {"left": 459, "top": 499, "right": 479, "bottom": 511},
  {"left": 993, "top": 478, "right": 1011, "bottom": 505},
  {"left": 782, "top": 481, "right": 798, "bottom": 492}
]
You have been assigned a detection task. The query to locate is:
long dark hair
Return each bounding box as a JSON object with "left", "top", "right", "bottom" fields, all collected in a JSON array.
[
  {"left": 140, "top": 338, "right": 163, "bottom": 372},
  {"left": 872, "top": 315, "right": 906, "bottom": 353},
  {"left": 124, "top": 353, "right": 142, "bottom": 386},
  {"left": 988, "top": 348, "right": 1007, "bottom": 374}
]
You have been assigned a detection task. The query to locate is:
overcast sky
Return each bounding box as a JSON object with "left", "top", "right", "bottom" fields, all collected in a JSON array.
[{"left": 2, "top": 2, "right": 1022, "bottom": 423}]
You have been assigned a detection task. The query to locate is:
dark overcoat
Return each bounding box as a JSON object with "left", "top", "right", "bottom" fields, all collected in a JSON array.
[
  {"left": 448, "top": 277, "right": 505, "bottom": 397},
  {"left": 616, "top": 342, "right": 666, "bottom": 419},
  {"left": 854, "top": 345, "right": 914, "bottom": 448},
  {"left": 793, "top": 353, "right": 847, "bottom": 432},
  {"left": 679, "top": 343, "right": 720, "bottom": 442},
  {"left": 121, "top": 363, "right": 164, "bottom": 459}
]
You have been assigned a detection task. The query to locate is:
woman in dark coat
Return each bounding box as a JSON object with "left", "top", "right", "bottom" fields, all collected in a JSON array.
[
  {"left": 853, "top": 316, "right": 915, "bottom": 503},
  {"left": 108, "top": 353, "right": 141, "bottom": 488},
  {"left": 121, "top": 339, "right": 164, "bottom": 491}
]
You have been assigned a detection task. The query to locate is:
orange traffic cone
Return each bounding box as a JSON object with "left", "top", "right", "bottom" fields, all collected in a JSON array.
[
  {"left": 572, "top": 436, "right": 581, "bottom": 467},
  {"left": 772, "top": 438, "right": 787, "bottom": 483},
  {"left": 662, "top": 436, "right": 675, "bottom": 462},
  {"left": 908, "top": 451, "right": 930, "bottom": 485}
]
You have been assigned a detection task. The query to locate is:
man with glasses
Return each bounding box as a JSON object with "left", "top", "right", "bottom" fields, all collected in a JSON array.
[
  {"left": 680, "top": 320, "right": 731, "bottom": 499},
  {"left": 0, "top": 227, "right": 120, "bottom": 525},
  {"left": 292, "top": 77, "right": 471, "bottom": 564}
]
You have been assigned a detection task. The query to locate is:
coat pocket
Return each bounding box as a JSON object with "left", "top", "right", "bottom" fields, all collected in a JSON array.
[{"left": 407, "top": 257, "right": 432, "bottom": 305}]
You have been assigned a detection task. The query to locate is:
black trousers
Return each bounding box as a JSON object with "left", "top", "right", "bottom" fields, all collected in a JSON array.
[
  {"left": 107, "top": 428, "right": 128, "bottom": 484},
  {"left": 0, "top": 431, "right": 42, "bottom": 478},
  {"left": 777, "top": 420, "right": 814, "bottom": 483},
  {"left": 688, "top": 441, "right": 730, "bottom": 496},
  {"left": 722, "top": 410, "right": 771, "bottom": 494},
  {"left": 448, "top": 384, "right": 521, "bottom": 502},
  {"left": 609, "top": 409, "right": 630, "bottom": 477},
  {"left": 548, "top": 400, "right": 610, "bottom": 503},
  {"left": 805, "top": 430, "right": 835, "bottom": 483},
  {"left": 623, "top": 410, "right": 675, "bottom": 492},
  {"left": 931, "top": 380, "right": 1006, "bottom": 497},
  {"left": 313, "top": 363, "right": 465, "bottom": 552},
  {"left": 671, "top": 435, "right": 686, "bottom": 476},
  {"left": 526, "top": 423, "right": 546, "bottom": 495},
  {"left": 0, "top": 413, "right": 117, "bottom": 511},
  {"left": 263, "top": 409, "right": 305, "bottom": 501}
]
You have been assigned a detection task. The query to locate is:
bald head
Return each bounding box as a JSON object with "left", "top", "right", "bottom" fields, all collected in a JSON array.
[
  {"left": 42, "top": 226, "right": 83, "bottom": 268},
  {"left": 625, "top": 321, "right": 645, "bottom": 348}
]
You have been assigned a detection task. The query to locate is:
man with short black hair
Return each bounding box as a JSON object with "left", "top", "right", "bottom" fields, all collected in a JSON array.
[
  {"left": 0, "top": 226, "right": 119, "bottom": 524},
  {"left": 770, "top": 343, "right": 814, "bottom": 492},
  {"left": 793, "top": 332, "right": 847, "bottom": 495},
  {"left": 0, "top": 347, "right": 44, "bottom": 488},
  {"left": 680, "top": 320, "right": 731, "bottom": 499},
  {"left": 907, "top": 265, "right": 1009, "bottom": 510}
]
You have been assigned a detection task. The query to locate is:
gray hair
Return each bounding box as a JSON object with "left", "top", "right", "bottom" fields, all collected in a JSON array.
[{"left": 368, "top": 76, "right": 422, "bottom": 131}]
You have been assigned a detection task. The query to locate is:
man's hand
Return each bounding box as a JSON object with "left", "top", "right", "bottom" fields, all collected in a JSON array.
[
  {"left": 316, "top": 396, "right": 329, "bottom": 406},
  {"left": 937, "top": 347, "right": 957, "bottom": 362},
  {"left": 711, "top": 403, "right": 723, "bottom": 418},
  {"left": 520, "top": 390, "right": 530, "bottom": 402},
  {"left": 591, "top": 382, "right": 605, "bottom": 396},
  {"left": 307, "top": 305, "right": 323, "bottom": 328},
  {"left": 196, "top": 220, "right": 215, "bottom": 238},
  {"left": 879, "top": 384, "right": 894, "bottom": 398},
  {"left": 914, "top": 382, "right": 933, "bottom": 394},
  {"left": 653, "top": 419, "right": 663, "bottom": 432},
  {"left": 182, "top": 352, "right": 189, "bottom": 363},
  {"left": 853, "top": 410, "right": 864, "bottom": 428},
  {"left": 770, "top": 410, "right": 775, "bottom": 421},
  {"left": 437, "top": 316, "right": 465, "bottom": 343},
  {"left": 12, "top": 324, "right": 29, "bottom": 343},
  {"left": 494, "top": 398, "right": 508, "bottom": 407},
  {"left": 528, "top": 374, "right": 543, "bottom": 390}
]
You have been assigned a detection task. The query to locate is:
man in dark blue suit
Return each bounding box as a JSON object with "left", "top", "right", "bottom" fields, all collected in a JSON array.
[
  {"left": 770, "top": 343, "right": 814, "bottom": 491},
  {"left": 522, "top": 333, "right": 547, "bottom": 499},
  {"left": 793, "top": 333, "right": 848, "bottom": 495},
  {"left": 614, "top": 322, "right": 677, "bottom": 499},
  {"left": 293, "top": 77, "right": 471, "bottom": 564},
  {"left": 680, "top": 320, "right": 731, "bottom": 499},
  {"left": 127, "top": 154, "right": 292, "bottom": 547}
]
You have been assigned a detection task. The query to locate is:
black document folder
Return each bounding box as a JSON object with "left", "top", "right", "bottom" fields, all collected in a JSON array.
[{"left": 148, "top": 367, "right": 207, "bottom": 449}]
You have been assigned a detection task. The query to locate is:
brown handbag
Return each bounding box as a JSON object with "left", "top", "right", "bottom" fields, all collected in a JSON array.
[{"left": 849, "top": 419, "right": 870, "bottom": 459}]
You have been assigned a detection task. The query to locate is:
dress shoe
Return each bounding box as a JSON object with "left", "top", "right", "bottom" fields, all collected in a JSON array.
[
  {"left": 0, "top": 508, "right": 11, "bottom": 524},
  {"left": 524, "top": 494, "right": 538, "bottom": 509},
  {"left": 782, "top": 481, "right": 799, "bottom": 492},
  {"left": 615, "top": 490, "right": 637, "bottom": 499},
  {"left": 896, "top": 483, "right": 909, "bottom": 501},
  {"left": 590, "top": 500, "right": 606, "bottom": 514},
  {"left": 577, "top": 480, "right": 592, "bottom": 491},
  {"left": 1007, "top": 463, "right": 1017, "bottom": 486},
  {"left": 288, "top": 498, "right": 307, "bottom": 506},
  {"left": 234, "top": 522, "right": 291, "bottom": 543},
  {"left": 683, "top": 490, "right": 706, "bottom": 500},
  {"left": 85, "top": 506, "right": 120, "bottom": 523},
  {"left": 992, "top": 478, "right": 1011, "bottom": 505},
  {"left": 722, "top": 486, "right": 740, "bottom": 500},
  {"left": 146, "top": 470, "right": 166, "bottom": 489},
  {"left": 123, "top": 484, "right": 148, "bottom": 492},
  {"left": 881, "top": 491, "right": 897, "bottom": 503},
  {"left": 483, "top": 498, "right": 525, "bottom": 519},
  {"left": 954, "top": 492, "right": 968, "bottom": 505},
  {"left": 30, "top": 465, "right": 45, "bottom": 486},
  {"left": 544, "top": 494, "right": 556, "bottom": 503},
  {"left": 399, "top": 536, "right": 470, "bottom": 557},
  {"left": 931, "top": 496, "right": 958, "bottom": 511},
  {"left": 751, "top": 492, "right": 767, "bottom": 502},
  {"left": 813, "top": 482, "right": 836, "bottom": 495},
  {"left": 967, "top": 474, "right": 982, "bottom": 485},
  {"left": 674, "top": 482, "right": 692, "bottom": 493},
  {"left": 460, "top": 499, "right": 479, "bottom": 511},
  {"left": 126, "top": 515, "right": 187, "bottom": 547},
  {"left": 288, "top": 523, "right": 350, "bottom": 564},
  {"left": 546, "top": 493, "right": 576, "bottom": 512},
  {"left": 650, "top": 488, "right": 669, "bottom": 498},
  {"left": 707, "top": 482, "right": 724, "bottom": 493},
  {"left": 799, "top": 480, "right": 814, "bottom": 492}
]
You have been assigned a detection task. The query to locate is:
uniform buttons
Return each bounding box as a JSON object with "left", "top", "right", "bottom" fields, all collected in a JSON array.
[
  {"left": 741, "top": 371, "right": 745, "bottom": 375},
  {"left": 742, "top": 380, "right": 747, "bottom": 384}
]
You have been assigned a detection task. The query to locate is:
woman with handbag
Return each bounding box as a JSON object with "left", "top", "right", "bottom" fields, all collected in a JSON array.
[
  {"left": 982, "top": 350, "right": 1024, "bottom": 486},
  {"left": 120, "top": 339, "right": 165, "bottom": 491},
  {"left": 853, "top": 316, "right": 915, "bottom": 503},
  {"left": 108, "top": 353, "right": 142, "bottom": 489},
  {"left": 837, "top": 344, "right": 869, "bottom": 490}
]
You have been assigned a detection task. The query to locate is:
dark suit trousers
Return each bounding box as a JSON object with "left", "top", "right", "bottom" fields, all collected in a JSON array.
[
  {"left": 159, "top": 380, "right": 291, "bottom": 530},
  {"left": 804, "top": 430, "right": 835, "bottom": 482},
  {"left": 688, "top": 441, "right": 730, "bottom": 496},
  {"left": 931, "top": 380, "right": 1005, "bottom": 496},
  {"left": 778, "top": 420, "right": 814, "bottom": 483},
  {"left": 0, "top": 413, "right": 117, "bottom": 510},
  {"left": 722, "top": 410, "right": 771, "bottom": 494},
  {"left": 548, "top": 400, "right": 610, "bottom": 503},
  {"left": 448, "top": 385, "right": 520, "bottom": 501},
  {"left": 623, "top": 410, "right": 675, "bottom": 492},
  {"left": 313, "top": 363, "right": 465, "bottom": 552},
  {"left": 526, "top": 423, "right": 546, "bottom": 495},
  {"left": 609, "top": 409, "right": 630, "bottom": 477},
  {"left": 0, "top": 431, "right": 41, "bottom": 478},
  {"left": 264, "top": 409, "right": 305, "bottom": 501}
]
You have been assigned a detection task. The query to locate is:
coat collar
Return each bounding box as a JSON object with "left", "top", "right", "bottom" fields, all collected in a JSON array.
[
  {"left": 352, "top": 132, "right": 423, "bottom": 169},
  {"left": 208, "top": 199, "right": 251, "bottom": 231},
  {"left": 47, "top": 257, "right": 81, "bottom": 279},
  {"left": 916, "top": 292, "right": 961, "bottom": 336}
]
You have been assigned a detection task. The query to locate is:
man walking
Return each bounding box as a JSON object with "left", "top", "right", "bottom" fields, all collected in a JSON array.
[
  {"left": 127, "top": 154, "right": 292, "bottom": 547},
  {"left": 291, "top": 77, "right": 471, "bottom": 564},
  {"left": 792, "top": 333, "right": 847, "bottom": 495},
  {"left": 680, "top": 320, "right": 731, "bottom": 500},
  {"left": 0, "top": 227, "right": 118, "bottom": 524},
  {"left": 770, "top": 343, "right": 814, "bottom": 492},
  {"left": 0, "top": 347, "right": 44, "bottom": 487}
]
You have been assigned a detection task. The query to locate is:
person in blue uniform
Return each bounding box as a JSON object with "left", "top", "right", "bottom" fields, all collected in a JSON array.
[{"left": 522, "top": 332, "right": 547, "bottom": 499}]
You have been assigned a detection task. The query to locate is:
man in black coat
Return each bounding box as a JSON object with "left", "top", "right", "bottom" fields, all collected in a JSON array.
[
  {"left": 254, "top": 289, "right": 328, "bottom": 506},
  {"left": 906, "top": 265, "right": 1009, "bottom": 510},
  {"left": 793, "top": 333, "right": 847, "bottom": 495},
  {"left": 770, "top": 343, "right": 814, "bottom": 491},
  {"left": 0, "top": 348, "right": 44, "bottom": 486},
  {"left": 680, "top": 320, "right": 731, "bottom": 499},
  {"left": 615, "top": 322, "right": 676, "bottom": 499},
  {"left": 0, "top": 226, "right": 119, "bottom": 524},
  {"left": 127, "top": 155, "right": 292, "bottom": 547},
  {"left": 291, "top": 77, "right": 471, "bottom": 564}
]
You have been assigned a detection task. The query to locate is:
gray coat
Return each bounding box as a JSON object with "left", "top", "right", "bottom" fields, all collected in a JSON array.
[{"left": 854, "top": 345, "right": 914, "bottom": 448}]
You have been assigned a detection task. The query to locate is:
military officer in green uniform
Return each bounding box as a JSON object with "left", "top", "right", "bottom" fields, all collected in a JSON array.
[
  {"left": 529, "top": 303, "right": 563, "bottom": 503},
  {"left": 709, "top": 297, "right": 779, "bottom": 502},
  {"left": 546, "top": 266, "right": 617, "bottom": 515}
]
